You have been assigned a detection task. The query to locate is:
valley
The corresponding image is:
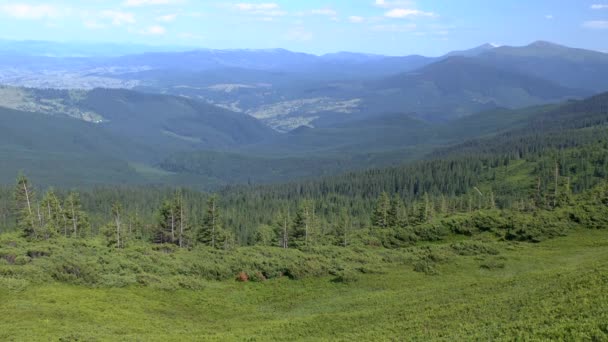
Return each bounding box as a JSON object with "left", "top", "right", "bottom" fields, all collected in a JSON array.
[{"left": 0, "top": 10, "right": 607, "bottom": 338}]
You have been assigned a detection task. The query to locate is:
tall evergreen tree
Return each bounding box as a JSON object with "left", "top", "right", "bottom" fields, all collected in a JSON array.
[
  {"left": 372, "top": 192, "right": 391, "bottom": 228},
  {"left": 291, "top": 200, "right": 315, "bottom": 247},
  {"left": 39, "top": 189, "right": 62, "bottom": 239},
  {"left": 64, "top": 192, "right": 90, "bottom": 238},
  {"left": 155, "top": 192, "right": 190, "bottom": 247},
  {"left": 13, "top": 174, "right": 37, "bottom": 239},
  {"left": 197, "top": 195, "right": 222, "bottom": 248}
]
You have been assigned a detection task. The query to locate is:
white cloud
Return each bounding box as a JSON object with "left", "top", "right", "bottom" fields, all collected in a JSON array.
[
  {"left": 583, "top": 20, "right": 608, "bottom": 29},
  {"left": 284, "top": 27, "right": 312, "bottom": 41},
  {"left": 545, "top": 14, "right": 553, "bottom": 19},
  {"left": 101, "top": 10, "right": 136, "bottom": 25},
  {"left": 233, "top": 3, "right": 286, "bottom": 16},
  {"left": 235, "top": 3, "right": 278, "bottom": 10},
  {"left": 385, "top": 8, "right": 436, "bottom": 18},
  {"left": 157, "top": 13, "right": 177, "bottom": 22},
  {"left": 349, "top": 16, "right": 365, "bottom": 23},
  {"left": 178, "top": 32, "right": 204, "bottom": 41},
  {"left": 124, "top": 0, "right": 179, "bottom": 6},
  {"left": 0, "top": 3, "right": 60, "bottom": 20},
  {"left": 84, "top": 20, "right": 106, "bottom": 29},
  {"left": 591, "top": 4, "right": 608, "bottom": 9},
  {"left": 371, "top": 23, "right": 416, "bottom": 32},
  {"left": 141, "top": 25, "right": 166, "bottom": 35},
  {"left": 374, "top": 0, "right": 414, "bottom": 8},
  {"left": 311, "top": 9, "right": 337, "bottom": 16}
]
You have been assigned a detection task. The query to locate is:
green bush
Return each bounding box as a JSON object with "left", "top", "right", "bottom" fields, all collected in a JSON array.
[{"left": 450, "top": 241, "right": 499, "bottom": 256}]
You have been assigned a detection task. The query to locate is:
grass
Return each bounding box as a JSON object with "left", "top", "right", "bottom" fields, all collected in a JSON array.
[{"left": 0, "top": 229, "right": 606, "bottom": 341}]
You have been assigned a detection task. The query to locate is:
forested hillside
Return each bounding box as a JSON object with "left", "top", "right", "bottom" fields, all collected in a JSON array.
[
  {"left": 1, "top": 91, "right": 607, "bottom": 244},
  {"left": 1, "top": 53, "right": 608, "bottom": 342}
]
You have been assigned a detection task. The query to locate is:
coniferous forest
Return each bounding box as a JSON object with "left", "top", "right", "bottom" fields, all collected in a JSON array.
[
  {"left": 1, "top": 90, "right": 608, "bottom": 339},
  {"left": 1, "top": 16, "right": 608, "bottom": 338}
]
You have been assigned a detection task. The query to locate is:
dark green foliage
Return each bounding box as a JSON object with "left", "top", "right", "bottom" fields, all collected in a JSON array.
[
  {"left": 13, "top": 174, "right": 37, "bottom": 239},
  {"left": 154, "top": 192, "right": 190, "bottom": 247},
  {"left": 197, "top": 195, "right": 223, "bottom": 248}
]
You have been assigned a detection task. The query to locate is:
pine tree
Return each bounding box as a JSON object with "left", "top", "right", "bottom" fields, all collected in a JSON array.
[
  {"left": 372, "top": 192, "right": 391, "bottom": 228},
  {"left": 14, "top": 174, "right": 37, "bottom": 239},
  {"left": 388, "top": 195, "right": 405, "bottom": 228},
  {"left": 334, "top": 208, "right": 350, "bottom": 247},
  {"left": 111, "top": 202, "right": 125, "bottom": 248},
  {"left": 274, "top": 209, "right": 290, "bottom": 248},
  {"left": 197, "top": 195, "right": 222, "bottom": 248},
  {"left": 39, "top": 189, "right": 62, "bottom": 239},
  {"left": 156, "top": 199, "right": 177, "bottom": 244},
  {"left": 64, "top": 192, "right": 90, "bottom": 238},
  {"left": 291, "top": 200, "right": 315, "bottom": 247},
  {"left": 155, "top": 192, "right": 190, "bottom": 246}
]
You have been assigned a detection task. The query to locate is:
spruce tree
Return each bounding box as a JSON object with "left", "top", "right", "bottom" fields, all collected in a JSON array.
[
  {"left": 291, "top": 200, "right": 314, "bottom": 247},
  {"left": 14, "top": 174, "right": 37, "bottom": 239},
  {"left": 372, "top": 192, "right": 391, "bottom": 228},
  {"left": 39, "top": 189, "right": 62, "bottom": 239},
  {"left": 64, "top": 192, "right": 90, "bottom": 238},
  {"left": 197, "top": 195, "right": 222, "bottom": 248}
]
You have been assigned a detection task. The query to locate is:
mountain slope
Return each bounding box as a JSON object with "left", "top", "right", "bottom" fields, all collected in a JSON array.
[
  {"left": 81, "top": 88, "right": 278, "bottom": 152},
  {"left": 0, "top": 106, "right": 147, "bottom": 186},
  {"left": 367, "top": 56, "right": 587, "bottom": 121},
  {"left": 0, "top": 87, "right": 278, "bottom": 157},
  {"left": 478, "top": 41, "right": 608, "bottom": 92}
]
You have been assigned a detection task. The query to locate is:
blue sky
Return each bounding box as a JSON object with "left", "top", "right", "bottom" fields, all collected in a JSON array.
[{"left": 0, "top": 0, "right": 607, "bottom": 56}]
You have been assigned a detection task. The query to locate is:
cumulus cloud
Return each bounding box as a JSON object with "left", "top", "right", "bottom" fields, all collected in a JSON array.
[
  {"left": 124, "top": 0, "right": 179, "bottom": 6},
  {"left": 233, "top": 3, "right": 286, "bottom": 17},
  {"left": 0, "top": 3, "right": 61, "bottom": 20},
  {"left": 100, "top": 10, "right": 136, "bottom": 25},
  {"left": 583, "top": 20, "right": 608, "bottom": 29},
  {"left": 141, "top": 25, "right": 166, "bottom": 35},
  {"left": 371, "top": 23, "right": 417, "bottom": 32},
  {"left": 374, "top": 0, "right": 414, "bottom": 8},
  {"left": 157, "top": 13, "right": 177, "bottom": 22},
  {"left": 385, "top": 8, "right": 436, "bottom": 18},
  {"left": 311, "top": 9, "right": 337, "bottom": 16},
  {"left": 349, "top": 16, "right": 365, "bottom": 23},
  {"left": 284, "top": 27, "right": 312, "bottom": 41}
]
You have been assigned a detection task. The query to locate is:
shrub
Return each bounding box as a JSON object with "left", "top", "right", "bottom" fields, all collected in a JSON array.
[
  {"left": 413, "top": 223, "right": 448, "bottom": 242},
  {"left": 450, "top": 241, "right": 499, "bottom": 256},
  {"left": 14, "top": 255, "right": 31, "bottom": 265},
  {"left": 480, "top": 257, "right": 506, "bottom": 270},
  {"left": 413, "top": 260, "right": 439, "bottom": 275},
  {"left": 332, "top": 269, "right": 360, "bottom": 283}
]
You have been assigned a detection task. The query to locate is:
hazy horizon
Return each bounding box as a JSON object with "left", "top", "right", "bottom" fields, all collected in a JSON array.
[{"left": 0, "top": 1, "right": 607, "bottom": 55}]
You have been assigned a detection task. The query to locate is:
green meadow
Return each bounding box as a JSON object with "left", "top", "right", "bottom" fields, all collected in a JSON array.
[{"left": 1, "top": 229, "right": 606, "bottom": 341}]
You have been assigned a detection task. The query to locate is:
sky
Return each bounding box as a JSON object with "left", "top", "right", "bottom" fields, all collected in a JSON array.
[{"left": 0, "top": 0, "right": 607, "bottom": 56}]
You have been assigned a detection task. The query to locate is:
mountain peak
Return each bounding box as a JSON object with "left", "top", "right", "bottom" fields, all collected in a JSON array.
[
  {"left": 444, "top": 43, "right": 496, "bottom": 57},
  {"left": 527, "top": 40, "right": 565, "bottom": 49}
]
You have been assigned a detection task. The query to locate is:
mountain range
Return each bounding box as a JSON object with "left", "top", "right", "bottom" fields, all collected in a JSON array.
[{"left": 0, "top": 40, "right": 607, "bottom": 188}]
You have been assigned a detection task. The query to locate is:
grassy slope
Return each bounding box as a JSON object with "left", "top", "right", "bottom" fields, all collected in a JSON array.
[{"left": 1, "top": 229, "right": 606, "bottom": 341}]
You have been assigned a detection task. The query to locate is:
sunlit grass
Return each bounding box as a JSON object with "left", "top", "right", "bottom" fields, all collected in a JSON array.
[{"left": 1, "top": 229, "right": 606, "bottom": 341}]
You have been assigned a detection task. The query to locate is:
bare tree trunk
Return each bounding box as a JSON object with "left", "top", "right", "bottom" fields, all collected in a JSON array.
[
  {"left": 71, "top": 201, "right": 77, "bottom": 236},
  {"left": 179, "top": 198, "right": 184, "bottom": 248},
  {"left": 170, "top": 209, "right": 175, "bottom": 243},
  {"left": 304, "top": 206, "right": 309, "bottom": 244},
  {"left": 36, "top": 203, "right": 42, "bottom": 230},
  {"left": 283, "top": 212, "right": 288, "bottom": 249},
  {"left": 23, "top": 183, "right": 32, "bottom": 217},
  {"left": 57, "top": 202, "right": 68, "bottom": 237},
  {"left": 115, "top": 211, "right": 121, "bottom": 249},
  {"left": 211, "top": 201, "right": 216, "bottom": 249},
  {"left": 554, "top": 162, "right": 559, "bottom": 208}
]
